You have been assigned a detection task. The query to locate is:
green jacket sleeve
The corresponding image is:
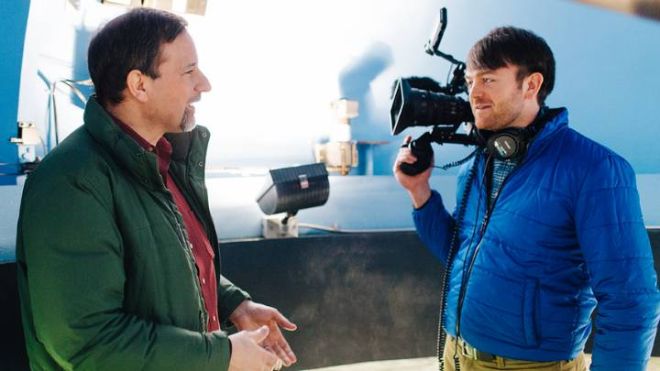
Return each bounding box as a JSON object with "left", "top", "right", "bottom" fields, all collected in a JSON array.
[
  {"left": 218, "top": 275, "right": 251, "bottom": 321},
  {"left": 17, "top": 172, "right": 231, "bottom": 371}
]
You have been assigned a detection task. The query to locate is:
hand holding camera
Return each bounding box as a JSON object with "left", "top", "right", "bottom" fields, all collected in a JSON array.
[{"left": 390, "top": 8, "right": 476, "bottom": 176}]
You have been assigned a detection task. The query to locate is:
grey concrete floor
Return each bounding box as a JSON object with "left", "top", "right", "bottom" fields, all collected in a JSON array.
[{"left": 307, "top": 355, "right": 660, "bottom": 371}]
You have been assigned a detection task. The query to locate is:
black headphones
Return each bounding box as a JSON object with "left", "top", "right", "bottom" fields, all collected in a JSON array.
[{"left": 477, "top": 106, "right": 548, "bottom": 161}]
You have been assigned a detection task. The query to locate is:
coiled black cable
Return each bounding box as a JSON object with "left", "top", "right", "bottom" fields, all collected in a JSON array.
[{"left": 436, "top": 149, "right": 482, "bottom": 371}]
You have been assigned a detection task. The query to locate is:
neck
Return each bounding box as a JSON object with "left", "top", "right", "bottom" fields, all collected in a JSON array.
[
  {"left": 508, "top": 101, "right": 541, "bottom": 129},
  {"left": 106, "top": 103, "right": 164, "bottom": 146}
]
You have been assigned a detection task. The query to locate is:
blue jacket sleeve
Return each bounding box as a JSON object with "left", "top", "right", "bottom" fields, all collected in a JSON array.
[
  {"left": 575, "top": 155, "right": 660, "bottom": 371},
  {"left": 412, "top": 190, "right": 455, "bottom": 265}
]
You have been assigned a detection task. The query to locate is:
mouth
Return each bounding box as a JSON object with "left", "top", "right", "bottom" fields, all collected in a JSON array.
[
  {"left": 187, "top": 96, "right": 201, "bottom": 111},
  {"left": 473, "top": 103, "right": 492, "bottom": 111}
]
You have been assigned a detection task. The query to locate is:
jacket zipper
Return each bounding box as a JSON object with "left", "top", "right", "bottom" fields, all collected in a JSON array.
[
  {"left": 172, "top": 165, "right": 220, "bottom": 330},
  {"left": 161, "top": 181, "right": 210, "bottom": 332},
  {"left": 454, "top": 156, "right": 524, "bottom": 338},
  {"left": 171, "top": 164, "right": 221, "bottom": 272}
]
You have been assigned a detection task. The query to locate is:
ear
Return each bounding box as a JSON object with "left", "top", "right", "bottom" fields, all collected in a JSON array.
[
  {"left": 125, "top": 69, "right": 149, "bottom": 103},
  {"left": 523, "top": 72, "right": 544, "bottom": 101}
]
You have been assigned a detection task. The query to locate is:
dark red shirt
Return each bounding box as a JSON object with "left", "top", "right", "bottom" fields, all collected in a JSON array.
[{"left": 113, "top": 118, "right": 220, "bottom": 332}]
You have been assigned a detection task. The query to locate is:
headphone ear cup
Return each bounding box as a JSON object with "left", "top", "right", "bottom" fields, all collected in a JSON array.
[
  {"left": 487, "top": 129, "right": 526, "bottom": 160},
  {"left": 481, "top": 107, "right": 549, "bottom": 160}
]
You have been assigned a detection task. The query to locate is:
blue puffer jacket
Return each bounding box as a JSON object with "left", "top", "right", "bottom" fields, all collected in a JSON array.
[{"left": 413, "top": 108, "right": 660, "bottom": 370}]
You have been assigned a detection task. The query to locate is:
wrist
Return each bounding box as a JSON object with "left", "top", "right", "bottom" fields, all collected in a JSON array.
[
  {"left": 229, "top": 299, "right": 251, "bottom": 323},
  {"left": 409, "top": 185, "right": 432, "bottom": 209}
]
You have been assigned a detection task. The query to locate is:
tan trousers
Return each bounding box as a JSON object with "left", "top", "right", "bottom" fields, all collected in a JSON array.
[{"left": 443, "top": 335, "right": 587, "bottom": 370}]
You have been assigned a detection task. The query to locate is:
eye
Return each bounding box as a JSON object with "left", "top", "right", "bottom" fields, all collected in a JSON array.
[{"left": 183, "top": 66, "right": 197, "bottom": 75}]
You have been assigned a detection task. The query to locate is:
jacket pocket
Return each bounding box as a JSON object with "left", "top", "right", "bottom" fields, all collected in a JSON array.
[
  {"left": 522, "top": 279, "right": 540, "bottom": 347},
  {"left": 461, "top": 267, "right": 540, "bottom": 348}
]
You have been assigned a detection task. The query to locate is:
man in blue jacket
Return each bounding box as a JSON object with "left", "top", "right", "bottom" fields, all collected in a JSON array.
[{"left": 394, "top": 26, "right": 659, "bottom": 370}]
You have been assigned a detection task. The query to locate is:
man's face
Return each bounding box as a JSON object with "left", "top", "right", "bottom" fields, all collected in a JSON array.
[
  {"left": 147, "top": 30, "right": 211, "bottom": 133},
  {"left": 465, "top": 64, "right": 527, "bottom": 131}
]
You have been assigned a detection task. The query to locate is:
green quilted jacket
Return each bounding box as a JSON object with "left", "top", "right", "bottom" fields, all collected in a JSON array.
[{"left": 16, "top": 97, "right": 249, "bottom": 370}]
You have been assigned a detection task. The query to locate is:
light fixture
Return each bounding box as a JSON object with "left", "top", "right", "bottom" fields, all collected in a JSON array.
[
  {"left": 256, "top": 163, "right": 330, "bottom": 238},
  {"left": 313, "top": 99, "right": 359, "bottom": 175}
]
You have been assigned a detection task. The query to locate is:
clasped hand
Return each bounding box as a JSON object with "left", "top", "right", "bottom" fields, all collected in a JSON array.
[{"left": 228, "top": 300, "right": 297, "bottom": 371}]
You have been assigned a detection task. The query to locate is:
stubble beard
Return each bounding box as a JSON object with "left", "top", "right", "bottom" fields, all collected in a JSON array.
[
  {"left": 179, "top": 106, "right": 196, "bottom": 132},
  {"left": 474, "top": 97, "right": 524, "bottom": 131}
]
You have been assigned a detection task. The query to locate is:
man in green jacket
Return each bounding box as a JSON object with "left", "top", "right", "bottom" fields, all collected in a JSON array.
[{"left": 17, "top": 8, "right": 296, "bottom": 371}]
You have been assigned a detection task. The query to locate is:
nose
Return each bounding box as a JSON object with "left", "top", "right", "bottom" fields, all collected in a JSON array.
[
  {"left": 468, "top": 81, "right": 483, "bottom": 99},
  {"left": 197, "top": 69, "right": 212, "bottom": 93}
]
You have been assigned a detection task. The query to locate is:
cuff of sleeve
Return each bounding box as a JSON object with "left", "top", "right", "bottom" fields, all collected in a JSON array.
[
  {"left": 219, "top": 287, "right": 251, "bottom": 320},
  {"left": 413, "top": 190, "right": 440, "bottom": 211},
  {"left": 208, "top": 331, "right": 233, "bottom": 371}
]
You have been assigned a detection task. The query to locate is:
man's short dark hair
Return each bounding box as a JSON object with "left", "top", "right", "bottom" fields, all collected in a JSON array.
[
  {"left": 467, "top": 26, "right": 555, "bottom": 105},
  {"left": 87, "top": 8, "right": 187, "bottom": 106}
]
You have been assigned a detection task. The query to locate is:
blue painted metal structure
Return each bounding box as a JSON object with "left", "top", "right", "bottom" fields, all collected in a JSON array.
[{"left": 0, "top": 0, "right": 30, "bottom": 185}]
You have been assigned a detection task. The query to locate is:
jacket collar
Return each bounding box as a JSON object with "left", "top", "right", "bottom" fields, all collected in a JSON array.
[
  {"left": 526, "top": 107, "right": 568, "bottom": 156},
  {"left": 83, "top": 96, "right": 210, "bottom": 190},
  {"left": 472, "top": 107, "right": 569, "bottom": 180}
]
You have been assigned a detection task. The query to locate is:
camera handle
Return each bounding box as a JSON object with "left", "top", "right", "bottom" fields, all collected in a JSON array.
[
  {"left": 400, "top": 132, "right": 434, "bottom": 176},
  {"left": 399, "top": 126, "right": 479, "bottom": 176}
]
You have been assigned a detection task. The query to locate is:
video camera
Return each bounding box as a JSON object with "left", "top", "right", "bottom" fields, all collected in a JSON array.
[{"left": 390, "top": 8, "right": 477, "bottom": 175}]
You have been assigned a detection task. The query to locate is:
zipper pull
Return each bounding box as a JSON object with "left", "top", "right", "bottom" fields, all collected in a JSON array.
[{"left": 480, "top": 214, "right": 490, "bottom": 235}]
